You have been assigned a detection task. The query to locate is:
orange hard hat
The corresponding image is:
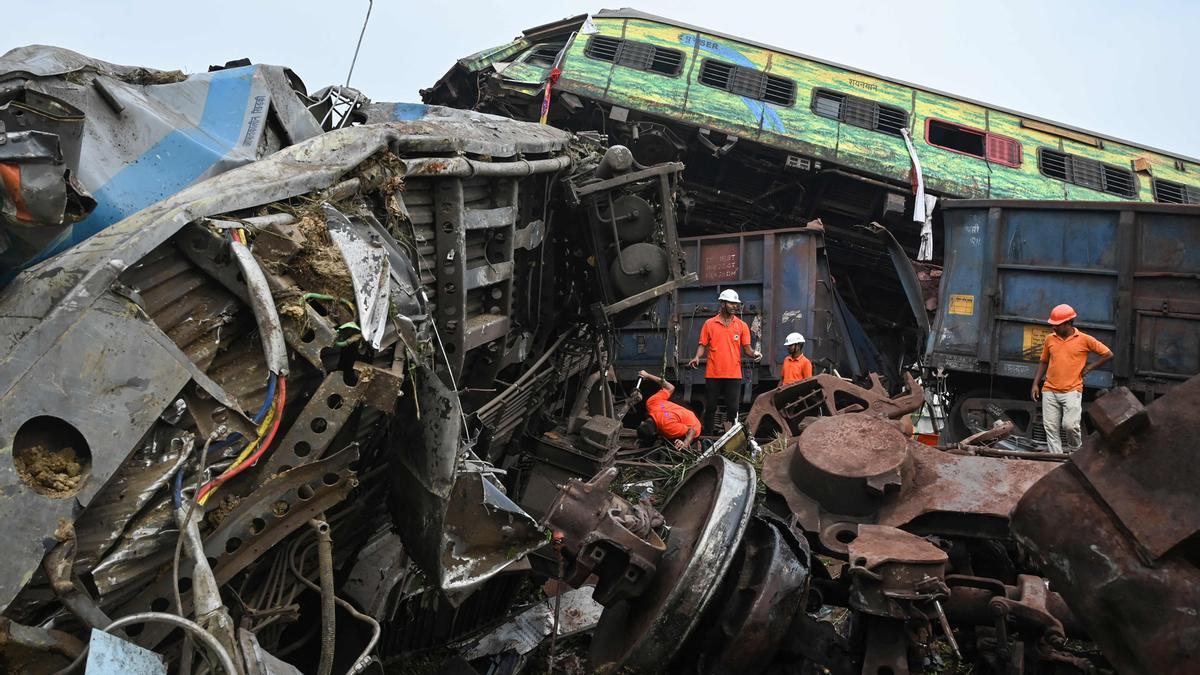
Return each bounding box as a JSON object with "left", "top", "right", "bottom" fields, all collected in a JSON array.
[{"left": 1048, "top": 304, "right": 1077, "bottom": 325}]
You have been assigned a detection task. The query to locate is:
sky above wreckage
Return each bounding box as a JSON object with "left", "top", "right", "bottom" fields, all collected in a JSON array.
[{"left": 3, "top": 0, "right": 1198, "bottom": 158}]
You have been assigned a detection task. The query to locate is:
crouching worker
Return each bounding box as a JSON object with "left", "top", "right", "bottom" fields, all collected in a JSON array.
[{"left": 632, "top": 369, "right": 701, "bottom": 450}]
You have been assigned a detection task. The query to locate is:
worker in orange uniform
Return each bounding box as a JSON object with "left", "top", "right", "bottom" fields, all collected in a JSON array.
[
  {"left": 1030, "top": 303, "right": 1113, "bottom": 453},
  {"left": 687, "top": 289, "right": 761, "bottom": 434},
  {"left": 780, "top": 332, "right": 812, "bottom": 386},
  {"left": 632, "top": 369, "right": 702, "bottom": 450}
]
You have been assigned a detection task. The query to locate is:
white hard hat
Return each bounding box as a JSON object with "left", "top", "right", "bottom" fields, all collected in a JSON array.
[
  {"left": 717, "top": 289, "right": 741, "bottom": 304},
  {"left": 784, "top": 332, "right": 805, "bottom": 346}
]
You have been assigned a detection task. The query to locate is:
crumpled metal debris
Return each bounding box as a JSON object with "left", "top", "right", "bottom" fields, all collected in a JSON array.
[
  {"left": 0, "top": 34, "right": 699, "bottom": 673},
  {"left": 323, "top": 203, "right": 390, "bottom": 349},
  {"left": 0, "top": 45, "right": 322, "bottom": 277},
  {"left": 1013, "top": 378, "right": 1200, "bottom": 675},
  {"left": 459, "top": 586, "right": 604, "bottom": 660},
  {"left": 84, "top": 631, "right": 166, "bottom": 675},
  {"left": 0, "top": 87, "right": 95, "bottom": 268},
  {"left": 10, "top": 32, "right": 1191, "bottom": 675}
]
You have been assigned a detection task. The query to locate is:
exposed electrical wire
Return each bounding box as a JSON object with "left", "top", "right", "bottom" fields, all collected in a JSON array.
[
  {"left": 302, "top": 292, "right": 356, "bottom": 316},
  {"left": 197, "top": 378, "right": 286, "bottom": 505},
  {"left": 172, "top": 431, "right": 217, "bottom": 648},
  {"left": 192, "top": 230, "right": 292, "bottom": 506},
  {"left": 290, "top": 535, "right": 381, "bottom": 673}
]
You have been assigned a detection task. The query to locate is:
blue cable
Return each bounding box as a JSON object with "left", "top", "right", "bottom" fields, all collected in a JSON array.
[
  {"left": 254, "top": 373, "right": 277, "bottom": 424},
  {"left": 174, "top": 374, "right": 275, "bottom": 508}
]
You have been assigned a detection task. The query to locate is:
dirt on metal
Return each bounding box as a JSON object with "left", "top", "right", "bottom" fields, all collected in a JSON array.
[
  {"left": 288, "top": 209, "right": 355, "bottom": 301},
  {"left": 13, "top": 443, "right": 83, "bottom": 498},
  {"left": 207, "top": 494, "right": 242, "bottom": 528}
]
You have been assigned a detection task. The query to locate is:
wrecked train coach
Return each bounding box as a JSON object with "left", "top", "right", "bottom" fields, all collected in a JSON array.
[
  {"left": 0, "top": 46, "right": 694, "bottom": 672},
  {"left": 0, "top": 46, "right": 326, "bottom": 279},
  {"left": 425, "top": 10, "right": 1200, "bottom": 446},
  {"left": 928, "top": 200, "right": 1200, "bottom": 449},
  {"left": 0, "top": 38, "right": 1197, "bottom": 675},
  {"left": 530, "top": 380, "right": 1200, "bottom": 674}
]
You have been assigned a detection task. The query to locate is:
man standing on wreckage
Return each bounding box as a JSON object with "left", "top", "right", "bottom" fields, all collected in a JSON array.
[
  {"left": 688, "top": 289, "right": 761, "bottom": 434},
  {"left": 1030, "top": 303, "right": 1112, "bottom": 453}
]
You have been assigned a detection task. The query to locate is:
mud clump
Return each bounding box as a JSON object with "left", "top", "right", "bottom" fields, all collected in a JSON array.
[
  {"left": 278, "top": 302, "right": 306, "bottom": 321},
  {"left": 354, "top": 150, "right": 406, "bottom": 195},
  {"left": 14, "top": 444, "right": 84, "bottom": 497},
  {"left": 289, "top": 210, "right": 355, "bottom": 302}
]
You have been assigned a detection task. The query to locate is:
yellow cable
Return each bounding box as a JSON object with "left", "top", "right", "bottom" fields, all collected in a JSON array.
[{"left": 198, "top": 402, "right": 277, "bottom": 505}]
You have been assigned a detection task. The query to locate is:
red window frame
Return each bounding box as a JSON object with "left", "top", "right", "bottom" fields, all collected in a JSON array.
[{"left": 924, "top": 118, "right": 1022, "bottom": 168}]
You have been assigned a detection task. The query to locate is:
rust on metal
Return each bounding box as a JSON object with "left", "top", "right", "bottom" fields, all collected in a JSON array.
[
  {"left": 589, "top": 456, "right": 756, "bottom": 673},
  {"left": 764, "top": 412, "right": 1056, "bottom": 552},
  {"left": 1086, "top": 386, "right": 1150, "bottom": 445},
  {"left": 692, "top": 518, "right": 809, "bottom": 675},
  {"left": 1071, "top": 377, "right": 1197, "bottom": 560},
  {"left": 1013, "top": 373, "right": 1200, "bottom": 675},
  {"left": 747, "top": 372, "right": 923, "bottom": 440},
  {"left": 542, "top": 467, "right": 667, "bottom": 606},
  {"left": 765, "top": 414, "right": 913, "bottom": 521},
  {"left": 874, "top": 442, "right": 1056, "bottom": 538},
  {"left": 846, "top": 525, "right": 948, "bottom": 620}
]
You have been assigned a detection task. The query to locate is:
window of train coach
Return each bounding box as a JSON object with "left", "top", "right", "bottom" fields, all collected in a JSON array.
[
  {"left": 926, "top": 119, "right": 1022, "bottom": 167},
  {"left": 697, "top": 59, "right": 796, "bottom": 106},
  {"left": 1038, "top": 149, "right": 1137, "bottom": 198},
  {"left": 521, "top": 42, "right": 568, "bottom": 67},
  {"left": 1153, "top": 178, "right": 1200, "bottom": 205},
  {"left": 812, "top": 89, "right": 908, "bottom": 137},
  {"left": 584, "top": 36, "right": 684, "bottom": 76}
]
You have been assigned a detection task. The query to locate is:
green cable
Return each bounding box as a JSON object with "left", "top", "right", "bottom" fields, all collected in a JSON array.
[
  {"left": 334, "top": 321, "right": 362, "bottom": 348},
  {"left": 302, "top": 293, "right": 357, "bottom": 314},
  {"left": 303, "top": 294, "right": 360, "bottom": 347}
]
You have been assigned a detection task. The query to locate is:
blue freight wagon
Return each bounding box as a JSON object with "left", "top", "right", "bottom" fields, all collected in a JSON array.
[
  {"left": 615, "top": 224, "right": 901, "bottom": 410},
  {"left": 929, "top": 200, "right": 1200, "bottom": 448}
]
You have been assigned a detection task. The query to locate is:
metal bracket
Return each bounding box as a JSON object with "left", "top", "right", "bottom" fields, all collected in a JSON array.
[
  {"left": 602, "top": 272, "right": 697, "bottom": 316},
  {"left": 697, "top": 128, "right": 738, "bottom": 157}
]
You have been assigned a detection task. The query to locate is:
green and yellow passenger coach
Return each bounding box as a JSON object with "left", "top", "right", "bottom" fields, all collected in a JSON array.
[{"left": 427, "top": 9, "right": 1200, "bottom": 207}]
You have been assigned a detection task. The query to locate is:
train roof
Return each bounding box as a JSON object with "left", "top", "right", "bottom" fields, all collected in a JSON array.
[{"left": 594, "top": 8, "right": 1199, "bottom": 165}]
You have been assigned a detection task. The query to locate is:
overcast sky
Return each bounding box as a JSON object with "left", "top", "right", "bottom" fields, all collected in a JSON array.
[{"left": 4, "top": 0, "right": 1197, "bottom": 158}]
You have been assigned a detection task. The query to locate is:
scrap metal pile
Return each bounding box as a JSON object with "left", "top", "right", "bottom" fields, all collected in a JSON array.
[{"left": 0, "top": 46, "right": 1196, "bottom": 675}]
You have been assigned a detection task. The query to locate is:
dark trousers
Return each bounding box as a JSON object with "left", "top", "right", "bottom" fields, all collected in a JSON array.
[{"left": 703, "top": 377, "right": 743, "bottom": 435}]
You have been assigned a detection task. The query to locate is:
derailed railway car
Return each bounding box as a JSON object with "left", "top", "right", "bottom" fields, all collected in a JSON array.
[
  {"left": 0, "top": 32, "right": 1198, "bottom": 675},
  {"left": 0, "top": 46, "right": 694, "bottom": 673},
  {"left": 425, "top": 9, "right": 1200, "bottom": 211},
  {"left": 614, "top": 223, "right": 913, "bottom": 410},
  {"left": 930, "top": 200, "right": 1200, "bottom": 447},
  {"left": 428, "top": 9, "right": 1200, "bottom": 447}
]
